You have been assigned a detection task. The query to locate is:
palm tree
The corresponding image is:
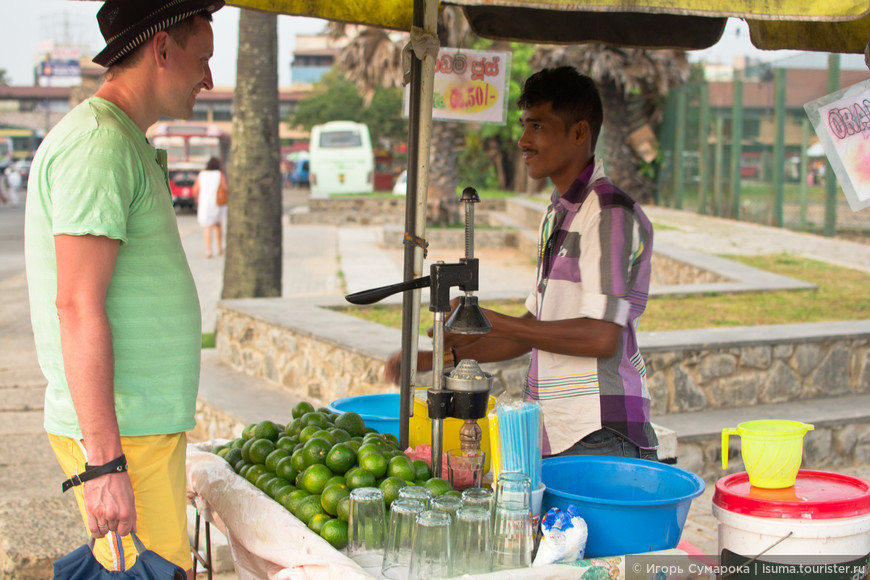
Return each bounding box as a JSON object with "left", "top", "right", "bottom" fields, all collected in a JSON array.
[
  {"left": 222, "top": 9, "right": 283, "bottom": 299},
  {"left": 329, "top": 9, "right": 470, "bottom": 224},
  {"left": 532, "top": 45, "right": 690, "bottom": 202}
]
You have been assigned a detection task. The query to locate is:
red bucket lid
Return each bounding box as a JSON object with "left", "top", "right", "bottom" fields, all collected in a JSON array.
[{"left": 714, "top": 470, "right": 870, "bottom": 519}]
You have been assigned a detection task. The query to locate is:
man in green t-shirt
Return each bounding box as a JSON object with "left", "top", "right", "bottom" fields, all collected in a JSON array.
[{"left": 24, "top": 0, "right": 223, "bottom": 575}]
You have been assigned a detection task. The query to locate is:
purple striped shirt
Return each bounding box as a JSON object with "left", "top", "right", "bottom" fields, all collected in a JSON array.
[{"left": 523, "top": 158, "right": 657, "bottom": 454}]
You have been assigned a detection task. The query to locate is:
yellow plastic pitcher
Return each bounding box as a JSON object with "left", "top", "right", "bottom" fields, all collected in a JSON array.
[{"left": 721, "top": 420, "right": 814, "bottom": 489}]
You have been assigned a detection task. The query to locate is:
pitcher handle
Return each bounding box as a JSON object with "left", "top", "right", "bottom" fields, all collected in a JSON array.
[{"left": 721, "top": 428, "right": 738, "bottom": 470}]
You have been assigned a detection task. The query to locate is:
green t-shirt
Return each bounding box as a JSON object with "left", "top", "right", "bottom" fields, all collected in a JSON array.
[{"left": 25, "top": 97, "right": 202, "bottom": 438}]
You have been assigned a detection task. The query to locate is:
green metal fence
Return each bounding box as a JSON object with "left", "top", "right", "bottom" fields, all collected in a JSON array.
[{"left": 654, "top": 55, "right": 863, "bottom": 238}]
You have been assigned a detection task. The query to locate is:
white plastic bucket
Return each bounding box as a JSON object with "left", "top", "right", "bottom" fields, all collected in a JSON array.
[{"left": 714, "top": 470, "right": 870, "bottom": 570}]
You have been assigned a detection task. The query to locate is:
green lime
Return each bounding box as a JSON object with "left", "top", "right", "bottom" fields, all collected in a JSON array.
[
  {"left": 301, "top": 412, "right": 329, "bottom": 429},
  {"left": 300, "top": 463, "right": 333, "bottom": 495},
  {"left": 424, "top": 477, "right": 452, "bottom": 497},
  {"left": 308, "top": 513, "right": 332, "bottom": 534},
  {"left": 256, "top": 472, "right": 277, "bottom": 492},
  {"left": 345, "top": 467, "right": 377, "bottom": 490},
  {"left": 345, "top": 440, "right": 361, "bottom": 453},
  {"left": 290, "top": 449, "right": 308, "bottom": 474},
  {"left": 266, "top": 477, "right": 292, "bottom": 498},
  {"left": 214, "top": 445, "right": 228, "bottom": 457},
  {"left": 275, "top": 456, "right": 298, "bottom": 482},
  {"left": 229, "top": 437, "right": 246, "bottom": 449},
  {"left": 383, "top": 433, "right": 400, "bottom": 448},
  {"left": 248, "top": 438, "right": 277, "bottom": 465},
  {"left": 276, "top": 436, "right": 298, "bottom": 452},
  {"left": 240, "top": 438, "right": 256, "bottom": 463},
  {"left": 298, "top": 425, "right": 321, "bottom": 443},
  {"left": 325, "top": 475, "right": 346, "bottom": 488},
  {"left": 336, "top": 495, "right": 352, "bottom": 522},
  {"left": 311, "top": 429, "right": 336, "bottom": 447},
  {"left": 223, "top": 448, "right": 243, "bottom": 468},
  {"left": 284, "top": 489, "right": 311, "bottom": 515},
  {"left": 284, "top": 418, "right": 304, "bottom": 437},
  {"left": 359, "top": 452, "right": 388, "bottom": 479},
  {"left": 334, "top": 412, "right": 366, "bottom": 438},
  {"left": 296, "top": 494, "right": 326, "bottom": 525},
  {"left": 245, "top": 463, "right": 268, "bottom": 485},
  {"left": 265, "top": 448, "right": 290, "bottom": 473},
  {"left": 378, "top": 476, "right": 408, "bottom": 508},
  {"left": 356, "top": 443, "right": 383, "bottom": 462},
  {"left": 325, "top": 443, "right": 357, "bottom": 474},
  {"left": 387, "top": 455, "right": 417, "bottom": 482},
  {"left": 274, "top": 484, "right": 298, "bottom": 506},
  {"left": 292, "top": 401, "right": 315, "bottom": 419},
  {"left": 302, "top": 437, "right": 332, "bottom": 467},
  {"left": 321, "top": 483, "right": 351, "bottom": 516},
  {"left": 329, "top": 428, "right": 351, "bottom": 444},
  {"left": 241, "top": 423, "right": 257, "bottom": 439},
  {"left": 320, "top": 519, "right": 349, "bottom": 550},
  {"left": 253, "top": 420, "right": 281, "bottom": 442},
  {"left": 412, "top": 459, "right": 431, "bottom": 481}
]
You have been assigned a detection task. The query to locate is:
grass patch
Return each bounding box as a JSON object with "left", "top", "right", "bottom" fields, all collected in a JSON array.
[
  {"left": 334, "top": 254, "right": 870, "bottom": 333},
  {"left": 202, "top": 333, "right": 216, "bottom": 349}
]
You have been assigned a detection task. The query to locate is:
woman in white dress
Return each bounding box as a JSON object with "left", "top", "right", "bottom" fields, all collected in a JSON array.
[{"left": 193, "top": 157, "right": 228, "bottom": 258}]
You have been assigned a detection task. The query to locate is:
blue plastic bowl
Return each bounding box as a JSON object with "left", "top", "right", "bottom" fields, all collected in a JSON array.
[
  {"left": 327, "top": 394, "right": 400, "bottom": 438},
  {"left": 541, "top": 455, "right": 705, "bottom": 557}
]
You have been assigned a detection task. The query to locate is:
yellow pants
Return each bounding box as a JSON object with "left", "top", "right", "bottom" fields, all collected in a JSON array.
[{"left": 49, "top": 432, "right": 191, "bottom": 572}]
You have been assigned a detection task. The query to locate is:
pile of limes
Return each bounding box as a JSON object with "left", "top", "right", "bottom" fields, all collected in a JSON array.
[{"left": 212, "top": 400, "right": 457, "bottom": 551}]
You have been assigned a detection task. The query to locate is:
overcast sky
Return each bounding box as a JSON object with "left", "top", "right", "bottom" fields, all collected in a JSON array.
[
  {"left": 0, "top": 2, "right": 327, "bottom": 87},
  {"left": 0, "top": 3, "right": 865, "bottom": 87}
]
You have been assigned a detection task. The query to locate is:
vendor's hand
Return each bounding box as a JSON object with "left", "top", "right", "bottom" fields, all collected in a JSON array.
[
  {"left": 384, "top": 350, "right": 403, "bottom": 384},
  {"left": 84, "top": 471, "right": 136, "bottom": 539},
  {"left": 426, "top": 297, "right": 462, "bottom": 338}
]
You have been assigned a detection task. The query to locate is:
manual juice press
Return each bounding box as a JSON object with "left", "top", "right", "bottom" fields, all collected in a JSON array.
[{"left": 345, "top": 187, "right": 494, "bottom": 476}]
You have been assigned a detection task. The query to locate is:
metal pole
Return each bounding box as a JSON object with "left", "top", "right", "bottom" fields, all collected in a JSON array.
[
  {"left": 773, "top": 68, "right": 786, "bottom": 227},
  {"left": 824, "top": 53, "right": 840, "bottom": 238},
  {"left": 800, "top": 118, "right": 810, "bottom": 228},
  {"left": 398, "top": 0, "right": 438, "bottom": 449},
  {"left": 714, "top": 115, "right": 724, "bottom": 217},
  {"left": 730, "top": 78, "right": 743, "bottom": 220},
  {"left": 674, "top": 87, "right": 687, "bottom": 210},
  {"left": 698, "top": 82, "right": 710, "bottom": 215}
]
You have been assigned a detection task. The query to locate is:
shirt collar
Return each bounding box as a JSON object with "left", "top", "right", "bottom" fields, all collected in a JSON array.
[{"left": 550, "top": 157, "right": 597, "bottom": 210}]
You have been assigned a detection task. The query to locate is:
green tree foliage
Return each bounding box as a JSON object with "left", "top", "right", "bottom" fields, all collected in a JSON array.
[
  {"left": 457, "top": 42, "right": 535, "bottom": 191},
  {"left": 286, "top": 71, "right": 407, "bottom": 148}
]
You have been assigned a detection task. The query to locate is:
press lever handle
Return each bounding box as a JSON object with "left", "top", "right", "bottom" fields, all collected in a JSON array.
[{"left": 344, "top": 275, "right": 432, "bottom": 305}]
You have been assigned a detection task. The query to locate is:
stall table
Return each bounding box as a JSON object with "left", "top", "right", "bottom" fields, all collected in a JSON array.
[{"left": 187, "top": 442, "right": 680, "bottom": 579}]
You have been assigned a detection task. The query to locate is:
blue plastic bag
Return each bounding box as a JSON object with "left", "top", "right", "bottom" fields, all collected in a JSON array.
[{"left": 53, "top": 532, "right": 185, "bottom": 579}]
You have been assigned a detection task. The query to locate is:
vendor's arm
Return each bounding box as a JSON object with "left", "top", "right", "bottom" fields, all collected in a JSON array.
[{"left": 55, "top": 233, "right": 136, "bottom": 539}]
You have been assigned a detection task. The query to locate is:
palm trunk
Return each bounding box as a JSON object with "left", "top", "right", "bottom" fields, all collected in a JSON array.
[{"left": 222, "top": 9, "right": 282, "bottom": 299}]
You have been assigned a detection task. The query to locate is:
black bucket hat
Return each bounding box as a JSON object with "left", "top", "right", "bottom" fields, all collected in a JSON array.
[{"left": 93, "top": 0, "right": 225, "bottom": 67}]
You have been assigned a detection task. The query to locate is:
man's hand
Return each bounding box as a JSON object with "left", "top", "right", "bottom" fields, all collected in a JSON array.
[{"left": 84, "top": 471, "right": 136, "bottom": 538}]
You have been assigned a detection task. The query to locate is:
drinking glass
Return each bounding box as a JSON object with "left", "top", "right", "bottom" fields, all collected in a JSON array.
[
  {"left": 446, "top": 448, "right": 486, "bottom": 491},
  {"left": 452, "top": 506, "right": 492, "bottom": 575},
  {"left": 398, "top": 485, "right": 433, "bottom": 508},
  {"left": 408, "top": 510, "right": 452, "bottom": 580},
  {"left": 381, "top": 498, "right": 426, "bottom": 580},
  {"left": 491, "top": 472, "right": 533, "bottom": 570},
  {"left": 461, "top": 486, "right": 494, "bottom": 512},
  {"left": 430, "top": 494, "right": 462, "bottom": 520},
  {"left": 347, "top": 487, "right": 387, "bottom": 568}
]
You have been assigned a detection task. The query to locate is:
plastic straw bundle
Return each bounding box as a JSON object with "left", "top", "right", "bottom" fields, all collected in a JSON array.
[{"left": 495, "top": 401, "right": 542, "bottom": 491}]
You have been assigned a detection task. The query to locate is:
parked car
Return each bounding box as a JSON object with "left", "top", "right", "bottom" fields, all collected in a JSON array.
[{"left": 392, "top": 170, "right": 407, "bottom": 195}]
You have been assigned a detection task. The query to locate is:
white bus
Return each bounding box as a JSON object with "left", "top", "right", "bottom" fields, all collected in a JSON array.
[{"left": 309, "top": 121, "right": 374, "bottom": 197}]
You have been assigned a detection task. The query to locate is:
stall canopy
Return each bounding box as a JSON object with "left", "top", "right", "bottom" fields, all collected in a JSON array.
[
  {"left": 229, "top": 0, "right": 870, "bottom": 53},
  {"left": 227, "top": 0, "right": 870, "bottom": 448}
]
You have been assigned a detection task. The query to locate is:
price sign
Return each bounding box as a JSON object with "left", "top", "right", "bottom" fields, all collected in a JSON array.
[
  {"left": 805, "top": 79, "right": 870, "bottom": 212},
  {"left": 405, "top": 47, "right": 512, "bottom": 125}
]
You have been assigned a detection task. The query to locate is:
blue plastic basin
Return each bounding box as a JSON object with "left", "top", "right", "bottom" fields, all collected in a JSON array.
[
  {"left": 541, "top": 455, "right": 705, "bottom": 557},
  {"left": 327, "top": 394, "right": 400, "bottom": 438}
]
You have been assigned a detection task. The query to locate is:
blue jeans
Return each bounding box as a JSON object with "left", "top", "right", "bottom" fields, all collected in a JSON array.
[{"left": 548, "top": 428, "right": 659, "bottom": 461}]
